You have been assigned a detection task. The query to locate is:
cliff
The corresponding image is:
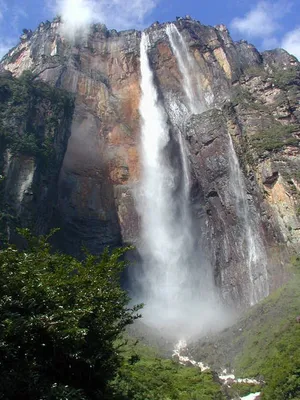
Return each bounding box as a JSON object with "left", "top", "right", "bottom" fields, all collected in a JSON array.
[
  {"left": 0, "top": 70, "right": 73, "bottom": 245},
  {"left": 1, "top": 16, "right": 300, "bottom": 307}
]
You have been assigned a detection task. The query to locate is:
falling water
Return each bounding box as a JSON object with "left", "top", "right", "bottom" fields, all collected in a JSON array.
[
  {"left": 166, "top": 23, "right": 208, "bottom": 205},
  {"left": 166, "top": 23, "right": 213, "bottom": 113},
  {"left": 178, "top": 131, "right": 190, "bottom": 203},
  {"left": 138, "top": 32, "right": 186, "bottom": 328},
  {"left": 165, "top": 24, "right": 199, "bottom": 216},
  {"left": 166, "top": 23, "right": 269, "bottom": 306},
  {"left": 228, "top": 136, "right": 269, "bottom": 304},
  {"left": 137, "top": 32, "right": 225, "bottom": 337}
]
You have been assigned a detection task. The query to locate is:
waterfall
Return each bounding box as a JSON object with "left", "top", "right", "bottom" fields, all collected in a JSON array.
[
  {"left": 228, "top": 136, "right": 269, "bottom": 304},
  {"left": 166, "top": 23, "right": 213, "bottom": 113},
  {"left": 137, "top": 32, "right": 224, "bottom": 337},
  {"left": 165, "top": 24, "right": 196, "bottom": 213},
  {"left": 138, "top": 32, "right": 186, "bottom": 326},
  {"left": 166, "top": 23, "right": 269, "bottom": 306},
  {"left": 166, "top": 23, "right": 208, "bottom": 206},
  {"left": 178, "top": 131, "right": 190, "bottom": 203}
]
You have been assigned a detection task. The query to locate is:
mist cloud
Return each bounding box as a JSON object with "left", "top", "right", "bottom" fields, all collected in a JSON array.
[
  {"left": 53, "top": 0, "right": 158, "bottom": 40},
  {"left": 230, "top": 1, "right": 292, "bottom": 38},
  {"left": 281, "top": 27, "right": 300, "bottom": 60}
]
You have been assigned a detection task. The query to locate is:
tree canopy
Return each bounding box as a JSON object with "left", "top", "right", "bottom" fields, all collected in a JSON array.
[{"left": 0, "top": 229, "right": 142, "bottom": 399}]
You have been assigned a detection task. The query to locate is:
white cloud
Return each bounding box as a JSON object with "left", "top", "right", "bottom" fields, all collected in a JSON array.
[
  {"left": 231, "top": 1, "right": 292, "bottom": 38},
  {"left": 52, "top": 0, "right": 158, "bottom": 41},
  {"left": 230, "top": 0, "right": 300, "bottom": 58},
  {"left": 281, "top": 27, "right": 300, "bottom": 60},
  {"left": 231, "top": 2, "right": 277, "bottom": 37}
]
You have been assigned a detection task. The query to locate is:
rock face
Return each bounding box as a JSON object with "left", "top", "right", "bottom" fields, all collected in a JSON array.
[
  {"left": 1, "top": 17, "right": 300, "bottom": 306},
  {"left": 0, "top": 71, "right": 73, "bottom": 245}
]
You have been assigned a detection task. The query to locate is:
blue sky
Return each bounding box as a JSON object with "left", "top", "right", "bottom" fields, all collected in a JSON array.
[{"left": 0, "top": 0, "right": 300, "bottom": 59}]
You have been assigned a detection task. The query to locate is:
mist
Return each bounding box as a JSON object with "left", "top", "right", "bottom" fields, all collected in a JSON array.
[
  {"left": 134, "top": 30, "right": 233, "bottom": 342},
  {"left": 53, "top": 0, "right": 158, "bottom": 41}
]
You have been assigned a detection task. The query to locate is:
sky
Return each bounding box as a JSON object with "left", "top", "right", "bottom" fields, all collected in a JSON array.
[{"left": 0, "top": 0, "right": 300, "bottom": 60}]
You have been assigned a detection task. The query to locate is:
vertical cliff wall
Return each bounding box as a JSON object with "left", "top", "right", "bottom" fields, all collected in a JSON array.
[
  {"left": 1, "top": 17, "right": 300, "bottom": 308},
  {"left": 0, "top": 70, "right": 73, "bottom": 245}
]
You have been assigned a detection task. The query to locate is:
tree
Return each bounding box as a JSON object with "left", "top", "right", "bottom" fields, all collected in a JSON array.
[{"left": 0, "top": 230, "right": 142, "bottom": 399}]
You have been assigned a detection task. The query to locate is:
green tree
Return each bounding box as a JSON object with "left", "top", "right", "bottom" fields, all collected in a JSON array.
[{"left": 0, "top": 230, "right": 142, "bottom": 400}]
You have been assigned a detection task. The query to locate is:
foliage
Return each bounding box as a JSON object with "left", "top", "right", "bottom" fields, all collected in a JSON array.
[
  {"left": 242, "top": 64, "right": 299, "bottom": 89},
  {"left": 272, "top": 66, "right": 300, "bottom": 89},
  {"left": 0, "top": 230, "right": 142, "bottom": 400},
  {"left": 0, "top": 71, "right": 74, "bottom": 242},
  {"left": 0, "top": 228, "right": 228, "bottom": 399},
  {"left": 233, "top": 263, "right": 300, "bottom": 400},
  {"left": 230, "top": 86, "right": 267, "bottom": 111},
  {"left": 190, "top": 259, "right": 300, "bottom": 400},
  {"left": 250, "top": 124, "right": 299, "bottom": 156},
  {"left": 242, "top": 65, "right": 300, "bottom": 89},
  {"left": 110, "top": 339, "right": 226, "bottom": 400},
  {"left": 0, "top": 70, "right": 74, "bottom": 161},
  {"left": 244, "top": 66, "right": 268, "bottom": 79},
  {"left": 0, "top": 172, "right": 14, "bottom": 247},
  {"left": 227, "top": 382, "right": 261, "bottom": 398}
]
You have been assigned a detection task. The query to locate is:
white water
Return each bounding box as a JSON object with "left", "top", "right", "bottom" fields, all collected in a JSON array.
[
  {"left": 137, "top": 32, "right": 226, "bottom": 338},
  {"left": 174, "top": 339, "right": 262, "bottom": 400},
  {"left": 240, "top": 393, "right": 261, "bottom": 400},
  {"left": 173, "top": 339, "right": 210, "bottom": 371},
  {"left": 17, "top": 161, "right": 35, "bottom": 206},
  {"left": 166, "top": 23, "right": 214, "bottom": 113},
  {"left": 178, "top": 129, "right": 190, "bottom": 203},
  {"left": 165, "top": 23, "right": 202, "bottom": 238},
  {"left": 138, "top": 32, "right": 187, "bottom": 329},
  {"left": 228, "top": 136, "right": 269, "bottom": 304},
  {"left": 167, "top": 22, "right": 269, "bottom": 306}
]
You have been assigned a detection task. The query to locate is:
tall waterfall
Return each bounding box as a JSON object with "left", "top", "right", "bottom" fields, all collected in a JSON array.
[
  {"left": 138, "top": 32, "right": 185, "bottom": 326},
  {"left": 167, "top": 23, "right": 269, "bottom": 306},
  {"left": 137, "top": 32, "right": 223, "bottom": 337}
]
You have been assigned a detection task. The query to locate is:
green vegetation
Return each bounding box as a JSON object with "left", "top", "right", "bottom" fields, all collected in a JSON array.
[
  {"left": 231, "top": 86, "right": 267, "bottom": 111},
  {"left": 227, "top": 382, "right": 261, "bottom": 398},
  {"left": 0, "top": 170, "right": 15, "bottom": 246},
  {"left": 0, "top": 229, "right": 142, "bottom": 399},
  {"left": 244, "top": 65, "right": 268, "bottom": 79},
  {"left": 250, "top": 124, "right": 299, "bottom": 157},
  {"left": 272, "top": 66, "right": 300, "bottom": 89},
  {"left": 0, "top": 230, "right": 228, "bottom": 399},
  {"left": 243, "top": 65, "right": 299, "bottom": 90},
  {"left": 191, "top": 258, "right": 300, "bottom": 400},
  {"left": 111, "top": 339, "right": 225, "bottom": 400},
  {"left": 0, "top": 71, "right": 74, "bottom": 243},
  {"left": 0, "top": 70, "right": 74, "bottom": 160},
  {"left": 234, "top": 259, "right": 300, "bottom": 400}
]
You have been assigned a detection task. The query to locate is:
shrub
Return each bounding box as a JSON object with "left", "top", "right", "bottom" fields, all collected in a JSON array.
[
  {"left": 250, "top": 124, "right": 299, "bottom": 157},
  {"left": 272, "top": 67, "right": 300, "bottom": 89}
]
